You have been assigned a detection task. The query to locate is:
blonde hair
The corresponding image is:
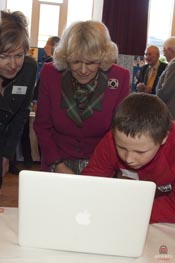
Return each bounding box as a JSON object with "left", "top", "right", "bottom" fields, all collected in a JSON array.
[
  {"left": 53, "top": 20, "right": 118, "bottom": 71},
  {"left": 0, "top": 10, "right": 29, "bottom": 54}
]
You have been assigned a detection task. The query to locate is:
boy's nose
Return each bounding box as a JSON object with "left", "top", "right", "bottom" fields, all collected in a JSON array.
[{"left": 124, "top": 152, "right": 134, "bottom": 164}]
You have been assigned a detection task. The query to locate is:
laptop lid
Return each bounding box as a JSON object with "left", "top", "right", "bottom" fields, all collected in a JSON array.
[{"left": 18, "top": 170, "right": 156, "bottom": 257}]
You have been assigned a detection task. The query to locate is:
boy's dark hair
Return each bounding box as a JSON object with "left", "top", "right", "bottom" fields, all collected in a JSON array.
[{"left": 112, "top": 93, "right": 172, "bottom": 144}]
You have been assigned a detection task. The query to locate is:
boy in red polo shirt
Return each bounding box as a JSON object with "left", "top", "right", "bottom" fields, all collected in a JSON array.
[{"left": 82, "top": 93, "right": 175, "bottom": 223}]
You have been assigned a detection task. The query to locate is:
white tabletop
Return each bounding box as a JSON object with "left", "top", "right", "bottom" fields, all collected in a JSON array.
[{"left": 0, "top": 207, "right": 174, "bottom": 263}]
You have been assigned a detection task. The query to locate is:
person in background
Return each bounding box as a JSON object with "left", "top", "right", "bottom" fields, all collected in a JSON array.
[
  {"left": 34, "top": 20, "right": 130, "bottom": 174},
  {"left": 136, "top": 45, "right": 167, "bottom": 94},
  {"left": 82, "top": 93, "right": 175, "bottom": 223},
  {"left": 19, "top": 37, "right": 60, "bottom": 168},
  {"left": 36, "top": 36, "right": 60, "bottom": 81},
  {"left": 156, "top": 37, "right": 175, "bottom": 119},
  {"left": 33, "top": 36, "right": 60, "bottom": 110},
  {"left": 0, "top": 10, "right": 37, "bottom": 188},
  {"left": 42, "top": 36, "right": 60, "bottom": 61},
  {"left": 31, "top": 36, "right": 61, "bottom": 161}
]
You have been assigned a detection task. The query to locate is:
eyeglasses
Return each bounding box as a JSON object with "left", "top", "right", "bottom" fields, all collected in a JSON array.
[{"left": 0, "top": 53, "right": 25, "bottom": 63}]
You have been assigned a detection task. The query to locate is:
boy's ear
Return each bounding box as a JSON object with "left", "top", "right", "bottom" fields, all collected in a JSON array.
[{"left": 161, "top": 132, "right": 169, "bottom": 145}]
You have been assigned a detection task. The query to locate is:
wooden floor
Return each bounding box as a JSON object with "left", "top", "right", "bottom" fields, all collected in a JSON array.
[{"left": 0, "top": 162, "right": 40, "bottom": 207}]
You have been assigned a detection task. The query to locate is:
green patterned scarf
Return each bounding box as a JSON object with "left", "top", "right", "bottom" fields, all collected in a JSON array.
[{"left": 61, "top": 70, "right": 108, "bottom": 127}]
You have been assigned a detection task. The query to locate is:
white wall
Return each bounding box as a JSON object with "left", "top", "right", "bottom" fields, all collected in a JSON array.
[
  {"left": 67, "top": 0, "right": 104, "bottom": 27},
  {"left": 0, "top": 0, "right": 6, "bottom": 10},
  {"left": 92, "top": 0, "right": 104, "bottom": 21}
]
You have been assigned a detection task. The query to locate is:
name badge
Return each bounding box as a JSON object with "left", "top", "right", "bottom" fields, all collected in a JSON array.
[
  {"left": 12, "top": 86, "right": 27, "bottom": 95},
  {"left": 120, "top": 169, "right": 139, "bottom": 180}
]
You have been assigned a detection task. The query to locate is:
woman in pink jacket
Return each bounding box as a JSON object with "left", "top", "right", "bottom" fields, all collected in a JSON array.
[{"left": 34, "top": 20, "right": 130, "bottom": 174}]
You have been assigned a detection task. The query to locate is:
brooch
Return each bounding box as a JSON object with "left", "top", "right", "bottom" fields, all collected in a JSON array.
[{"left": 108, "top": 78, "right": 119, "bottom": 89}]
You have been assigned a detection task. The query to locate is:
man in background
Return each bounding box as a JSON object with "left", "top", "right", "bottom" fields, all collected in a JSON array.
[
  {"left": 156, "top": 37, "right": 175, "bottom": 119},
  {"left": 33, "top": 36, "right": 60, "bottom": 105},
  {"left": 37, "top": 36, "right": 60, "bottom": 80},
  {"left": 136, "top": 45, "right": 167, "bottom": 94}
]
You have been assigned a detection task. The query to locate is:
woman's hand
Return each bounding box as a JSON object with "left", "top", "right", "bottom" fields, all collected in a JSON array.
[
  {"left": 2, "top": 157, "right": 9, "bottom": 177},
  {"left": 54, "top": 162, "right": 74, "bottom": 174}
]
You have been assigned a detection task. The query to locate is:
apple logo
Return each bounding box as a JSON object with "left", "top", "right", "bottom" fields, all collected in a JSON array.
[{"left": 75, "top": 210, "right": 91, "bottom": 225}]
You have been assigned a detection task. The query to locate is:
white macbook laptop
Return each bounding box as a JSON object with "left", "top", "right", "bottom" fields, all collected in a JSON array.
[{"left": 18, "top": 170, "right": 156, "bottom": 257}]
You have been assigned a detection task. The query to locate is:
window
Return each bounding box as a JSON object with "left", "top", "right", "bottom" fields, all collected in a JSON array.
[
  {"left": 67, "top": 0, "right": 93, "bottom": 27},
  {"left": 6, "top": 0, "right": 101, "bottom": 48},
  {"left": 6, "top": 0, "right": 33, "bottom": 36},
  {"left": 147, "top": 0, "right": 174, "bottom": 54},
  {"left": 38, "top": 0, "right": 63, "bottom": 3},
  {"left": 38, "top": 4, "right": 60, "bottom": 47}
]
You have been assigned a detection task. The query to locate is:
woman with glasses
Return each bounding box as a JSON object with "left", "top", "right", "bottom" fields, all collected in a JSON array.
[
  {"left": 34, "top": 20, "right": 130, "bottom": 174},
  {"left": 0, "top": 10, "right": 37, "bottom": 188}
]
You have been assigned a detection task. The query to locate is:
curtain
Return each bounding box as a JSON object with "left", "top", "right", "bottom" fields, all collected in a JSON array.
[{"left": 102, "top": 0, "right": 150, "bottom": 55}]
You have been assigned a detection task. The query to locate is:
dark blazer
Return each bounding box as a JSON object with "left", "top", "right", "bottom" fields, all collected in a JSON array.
[
  {"left": 0, "top": 56, "right": 37, "bottom": 160},
  {"left": 136, "top": 62, "right": 167, "bottom": 94},
  {"left": 157, "top": 59, "right": 175, "bottom": 119},
  {"left": 33, "top": 56, "right": 53, "bottom": 101}
]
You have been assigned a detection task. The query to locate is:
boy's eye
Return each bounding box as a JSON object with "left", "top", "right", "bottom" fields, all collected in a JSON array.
[
  {"left": 116, "top": 145, "right": 126, "bottom": 151},
  {"left": 116, "top": 145, "right": 147, "bottom": 154}
]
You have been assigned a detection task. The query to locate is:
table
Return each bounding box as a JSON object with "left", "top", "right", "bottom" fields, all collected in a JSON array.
[{"left": 0, "top": 208, "right": 174, "bottom": 263}]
